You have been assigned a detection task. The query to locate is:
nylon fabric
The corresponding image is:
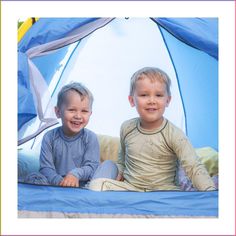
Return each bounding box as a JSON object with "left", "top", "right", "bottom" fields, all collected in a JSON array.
[
  {"left": 152, "top": 18, "right": 218, "bottom": 59},
  {"left": 159, "top": 27, "right": 218, "bottom": 149},
  {"left": 18, "top": 183, "right": 218, "bottom": 217}
]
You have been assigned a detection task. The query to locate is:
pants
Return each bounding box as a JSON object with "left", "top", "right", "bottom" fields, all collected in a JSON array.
[{"left": 89, "top": 178, "right": 143, "bottom": 191}]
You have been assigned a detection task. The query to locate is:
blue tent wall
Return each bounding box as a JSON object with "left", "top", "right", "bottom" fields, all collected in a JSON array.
[
  {"left": 18, "top": 51, "right": 36, "bottom": 130},
  {"left": 18, "top": 17, "right": 218, "bottom": 150},
  {"left": 153, "top": 18, "right": 218, "bottom": 59},
  {"left": 159, "top": 27, "right": 218, "bottom": 149}
]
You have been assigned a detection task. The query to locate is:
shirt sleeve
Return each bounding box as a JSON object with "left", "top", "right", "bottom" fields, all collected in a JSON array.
[
  {"left": 171, "top": 129, "right": 216, "bottom": 191},
  {"left": 69, "top": 132, "right": 99, "bottom": 181},
  {"left": 116, "top": 124, "right": 126, "bottom": 174},
  {"left": 39, "top": 132, "right": 63, "bottom": 185}
]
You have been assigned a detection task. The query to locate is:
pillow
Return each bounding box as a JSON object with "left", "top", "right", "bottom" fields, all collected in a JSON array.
[
  {"left": 18, "top": 149, "right": 40, "bottom": 182},
  {"left": 97, "top": 134, "right": 119, "bottom": 162},
  {"left": 196, "top": 147, "right": 218, "bottom": 177}
]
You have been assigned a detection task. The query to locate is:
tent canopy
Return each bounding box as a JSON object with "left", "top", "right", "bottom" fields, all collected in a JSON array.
[{"left": 18, "top": 17, "right": 218, "bottom": 150}]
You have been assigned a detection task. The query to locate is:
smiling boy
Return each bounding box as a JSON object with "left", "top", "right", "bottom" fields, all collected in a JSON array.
[
  {"left": 89, "top": 67, "right": 215, "bottom": 191},
  {"left": 38, "top": 82, "right": 118, "bottom": 187}
]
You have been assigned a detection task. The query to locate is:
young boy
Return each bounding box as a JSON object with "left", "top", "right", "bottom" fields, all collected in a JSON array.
[
  {"left": 26, "top": 82, "right": 118, "bottom": 187},
  {"left": 89, "top": 67, "right": 215, "bottom": 191}
]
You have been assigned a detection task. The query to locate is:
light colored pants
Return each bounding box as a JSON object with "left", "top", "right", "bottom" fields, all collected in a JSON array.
[
  {"left": 89, "top": 160, "right": 142, "bottom": 191},
  {"left": 89, "top": 178, "right": 144, "bottom": 192}
]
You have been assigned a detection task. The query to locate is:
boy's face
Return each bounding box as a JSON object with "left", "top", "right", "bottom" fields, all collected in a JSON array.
[
  {"left": 55, "top": 90, "right": 92, "bottom": 137},
  {"left": 128, "top": 77, "right": 171, "bottom": 130}
]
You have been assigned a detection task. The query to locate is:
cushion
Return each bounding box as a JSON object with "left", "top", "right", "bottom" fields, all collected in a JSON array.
[
  {"left": 196, "top": 146, "right": 218, "bottom": 177},
  {"left": 97, "top": 134, "right": 119, "bottom": 162}
]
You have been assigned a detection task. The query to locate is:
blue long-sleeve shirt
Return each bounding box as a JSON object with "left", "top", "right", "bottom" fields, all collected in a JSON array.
[{"left": 39, "top": 127, "right": 100, "bottom": 185}]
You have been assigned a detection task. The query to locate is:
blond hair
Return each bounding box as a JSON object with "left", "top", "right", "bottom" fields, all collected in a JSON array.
[{"left": 129, "top": 67, "right": 171, "bottom": 96}]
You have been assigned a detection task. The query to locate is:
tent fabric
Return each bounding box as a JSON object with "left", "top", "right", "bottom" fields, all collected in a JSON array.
[
  {"left": 18, "top": 18, "right": 39, "bottom": 43},
  {"left": 158, "top": 26, "right": 218, "bottom": 149},
  {"left": 18, "top": 17, "right": 218, "bottom": 150},
  {"left": 18, "top": 18, "right": 114, "bottom": 145},
  {"left": 17, "top": 18, "right": 219, "bottom": 219},
  {"left": 18, "top": 183, "right": 218, "bottom": 217},
  {"left": 152, "top": 18, "right": 218, "bottom": 59},
  {"left": 18, "top": 18, "right": 101, "bottom": 52}
]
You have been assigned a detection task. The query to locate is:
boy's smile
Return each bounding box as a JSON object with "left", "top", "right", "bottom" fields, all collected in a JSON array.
[{"left": 70, "top": 120, "right": 83, "bottom": 128}]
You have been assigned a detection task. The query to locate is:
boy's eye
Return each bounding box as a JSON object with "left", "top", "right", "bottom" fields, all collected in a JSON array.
[{"left": 82, "top": 110, "right": 89, "bottom": 113}]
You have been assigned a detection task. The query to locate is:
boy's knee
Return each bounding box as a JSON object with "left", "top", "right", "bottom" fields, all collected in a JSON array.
[
  {"left": 102, "top": 160, "right": 117, "bottom": 169},
  {"left": 93, "top": 160, "right": 118, "bottom": 179}
]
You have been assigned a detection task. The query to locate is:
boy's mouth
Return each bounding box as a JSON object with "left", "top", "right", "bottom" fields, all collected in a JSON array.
[
  {"left": 71, "top": 121, "right": 82, "bottom": 126},
  {"left": 146, "top": 108, "right": 157, "bottom": 112}
]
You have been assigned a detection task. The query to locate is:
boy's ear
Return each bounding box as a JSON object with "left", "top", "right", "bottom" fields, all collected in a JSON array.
[
  {"left": 166, "top": 96, "right": 172, "bottom": 107},
  {"left": 54, "top": 106, "right": 61, "bottom": 118},
  {"left": 128, "top": 95, "right": 135, "bottom": 107}
]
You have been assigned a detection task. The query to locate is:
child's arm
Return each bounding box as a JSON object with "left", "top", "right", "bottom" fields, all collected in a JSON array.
[
  {"left": 116, "top": 124, "right": 127, "bottom": 180},
  {"left": 69, "top": 132, "right": 99, "bottom": 181},
  {"left": 39, "top": 133, "right": 63, "bottom": 185},
  {"left": 173, "top": 135, "right": 216, "bottom": 191},
  {"left": 116, "top": 145, "right": 125, "bottom": 181}
]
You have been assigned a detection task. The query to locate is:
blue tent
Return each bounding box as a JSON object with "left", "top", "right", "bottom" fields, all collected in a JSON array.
[{"left": 18, "top": 17, "right": 218, "bottom": 150}]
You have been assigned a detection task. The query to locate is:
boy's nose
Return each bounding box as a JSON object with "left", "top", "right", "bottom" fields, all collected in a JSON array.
[
  {"left": 148, "top": 96, "right": 156, "bottom": 103},
  {"left": 74, "top": 112, "right": 82, "bottom": 119}
]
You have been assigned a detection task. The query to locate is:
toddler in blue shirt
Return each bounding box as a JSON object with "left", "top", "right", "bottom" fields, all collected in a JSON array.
[{"left": 27, "top": 82, "right": 118, "bottom": 187}]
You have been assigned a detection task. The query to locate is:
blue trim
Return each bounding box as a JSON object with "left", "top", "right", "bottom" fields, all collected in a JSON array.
[{"left": 18, "top": 183, "right": 218, "bottom": 217}]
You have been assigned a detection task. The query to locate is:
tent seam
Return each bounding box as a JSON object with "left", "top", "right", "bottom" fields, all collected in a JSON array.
[{"left": 156, "top": 23, "right": 188, "bottom": 135}]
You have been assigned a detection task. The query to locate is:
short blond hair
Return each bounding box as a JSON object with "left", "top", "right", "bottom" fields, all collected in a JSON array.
[{"left": 129, "top": 67, "right": 171, "bottom": 96}]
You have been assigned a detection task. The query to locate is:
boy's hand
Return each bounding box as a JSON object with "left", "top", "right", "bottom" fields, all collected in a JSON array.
[
  {"left": 116, "top": 173, "right": 124, "bottom": 181},
  {"left": 59, "top": 174, "right": 79, "bottom": 187}
]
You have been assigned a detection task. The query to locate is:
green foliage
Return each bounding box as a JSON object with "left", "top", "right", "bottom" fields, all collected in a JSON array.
[{"left": 18, "top": 21, "right": 24, "bottom": 29}]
